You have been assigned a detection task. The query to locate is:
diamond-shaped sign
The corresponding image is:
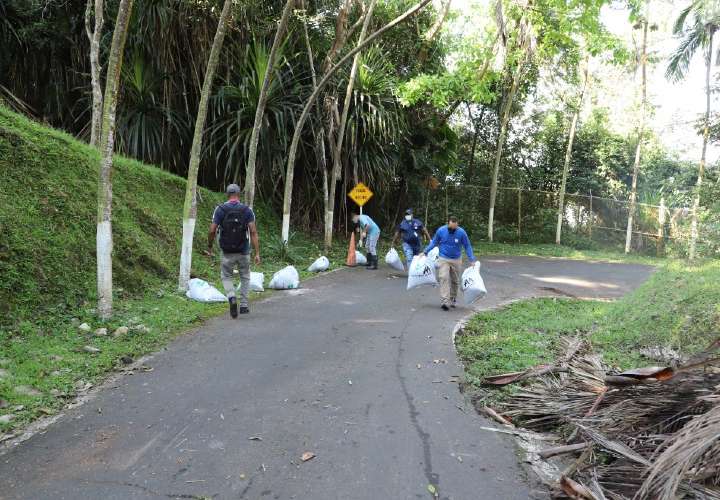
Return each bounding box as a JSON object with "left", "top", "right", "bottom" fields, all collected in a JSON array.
[{"left": 348, "top": 183, "right": 373, "bottom": 207}]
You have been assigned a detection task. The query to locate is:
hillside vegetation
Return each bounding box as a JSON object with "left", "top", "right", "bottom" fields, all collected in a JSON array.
[
  {"left": 0, "top": 105, "right": 230, "bottom": 327},
  {"left": 0, "top": 106, "right": 337, "bottom": 433}
]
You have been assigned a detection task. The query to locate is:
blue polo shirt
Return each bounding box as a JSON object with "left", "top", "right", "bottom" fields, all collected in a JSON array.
[
  {"left": 212, "top": 200, "right": 255, "bottom": 254},
  {"left": 397, "top": 218, "right": 425, "bottom": 247},
  {"left": 425, "top": 225, "right": 475, "bottom": 261}
]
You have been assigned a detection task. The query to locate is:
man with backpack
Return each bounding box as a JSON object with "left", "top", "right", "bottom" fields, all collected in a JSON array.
[{"left": 205, "top": 184, "right": 261, "bottom": 318}]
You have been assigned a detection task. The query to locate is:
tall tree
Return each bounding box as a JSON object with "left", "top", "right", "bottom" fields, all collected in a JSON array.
[
  {"left": 323, "top": 0, "right": 377, "bottom": 237},
  {"left": 556, "top": 56, "right": 590, "bottom": 244},
  {"left": 624, "top": 12, "right": 648, "bottom": 254},
  {"left": 417, "top": 0, "right": 452, "bottom": 66},
  {"left": 487, "top": 3, "right": 534, "bottom": 242},
  {"left": 244, "top": 0, "right": 296, "bottom": 208},
  {"left": 280, "top": 0, "right": 434, "bottom": 243},
  {"left": 667, "top": 0, "right": 719, "bottom": 260},
  {"left": 178, "top": 0, "right": 234, "bottom": 292},
  {"left": 85, "top": 0, "right": 104, "bottom": 148},
  {"left": 96, "top": 0, "right": 135, "bottom": 319}
]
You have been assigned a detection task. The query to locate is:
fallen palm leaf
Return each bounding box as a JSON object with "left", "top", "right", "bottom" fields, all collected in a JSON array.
[{"left": 560, "top": 475, "right": 597, "bottom": 500}]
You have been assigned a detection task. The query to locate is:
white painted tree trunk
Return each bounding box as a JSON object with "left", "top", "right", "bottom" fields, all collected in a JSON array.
[
  {"left": 244, "top": 0, "right": 296, "bottom": 208},
  {"left": 281, "top": 0, "right": 433, "bottom": 243},
  {"left": 625, "top": 19, "right": 648, "bottom": 254},
  {"left": 178, "top": 0, "right": 234, "bottom": 291},
  {"left": 555, "top": 59, "right": 589, "bottom": 245},
  {"left": 85, "top": 0, "right": 104, "bottom": 148},
  {"left": 96, "top": 0, "right": 134, "bottom": 319}
]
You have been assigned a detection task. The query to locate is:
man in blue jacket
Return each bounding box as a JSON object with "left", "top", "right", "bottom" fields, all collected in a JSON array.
[
  {"left": 422, "top": 216, "right": 476, "bottom": 310},
  {"left": 391, "top": 208, "right": 432, "bottom": 265}
]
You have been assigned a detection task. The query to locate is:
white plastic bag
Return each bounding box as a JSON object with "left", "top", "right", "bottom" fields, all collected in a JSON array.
[
  {"left": 268, "top": 265, "right": 300, "bottom": 290},
  {"left": 407, "top": 255, "right": 437, "bottom": 290},
  {"left": 385, "top": 248, "right": 404, "bottom": 272},
  {"left": 186, "top": 278, "right": 227, "bottom": 302},
  {"left": 462, "top": 261, "right": 487, "bottom": 305},
  {"left": 308, "top": 256, "right": 330, "bottom": 273},
  {"left": 355, "top": 251, "right": 367, "bottom": 266},
  {"left": 237, "top": 272, "right": 265, "bottom": 292},
  {"left": 428, "top": 246, "right": 440, "bottom": 268}
]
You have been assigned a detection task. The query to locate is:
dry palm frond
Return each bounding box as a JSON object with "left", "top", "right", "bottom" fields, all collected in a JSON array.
[{"left": 637, "top": 403, "right": 720, "bottom": 500}]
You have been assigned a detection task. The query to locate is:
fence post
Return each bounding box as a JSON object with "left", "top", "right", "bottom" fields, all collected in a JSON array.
[
  {"left": 517, "top": 187, "right": 522, "bottom": 242},
  {"left": 657, "top": 195, "right": 665, "bottom": 257},
  {"left": 588, "top": 190, "right": 593, "bottom": 239}
]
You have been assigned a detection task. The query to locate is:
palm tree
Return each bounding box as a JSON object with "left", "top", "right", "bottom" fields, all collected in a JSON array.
[{"left": 667, "top": 0, "right": 720, "bottom": 260}]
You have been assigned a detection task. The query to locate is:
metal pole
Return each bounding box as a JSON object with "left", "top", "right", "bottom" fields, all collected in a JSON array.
[
  {"left": 588, "top": 190, "right": 593, "bottom": 239},
  {"left": 517, "top": 187, "right": 521, "bottom": 242},
  {"left": 657, "top": 195, "right": 665, "bottom": 256}
]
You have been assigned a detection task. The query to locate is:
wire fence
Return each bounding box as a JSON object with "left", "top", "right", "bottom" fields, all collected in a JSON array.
[{"left": 418, "top": 184, "right": 705, "bottom": 256}]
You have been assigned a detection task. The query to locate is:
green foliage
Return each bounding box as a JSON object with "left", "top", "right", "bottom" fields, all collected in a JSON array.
[
  {"left": 0, "top": 105, "right": 347, "bottom": 433},
  {"left": 457, "top": 258, "right": 720, "bottom": 396}
]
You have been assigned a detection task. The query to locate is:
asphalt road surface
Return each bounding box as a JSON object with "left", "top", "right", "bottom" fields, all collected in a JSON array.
[{"left": 0, "top": 256, "right": 653, "bottom": 500}]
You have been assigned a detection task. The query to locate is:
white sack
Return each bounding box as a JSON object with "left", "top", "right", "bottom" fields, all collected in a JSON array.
[
  {"left": 186, "top": 278, "right": 227, "bottom": 302},
  {"left": 407, "top": 255, "right": 437, "bottom": 290},
  {"left": 355, "top": 251, "right": 367, "bottom": 265},
  {"left": 237, "top": 272, "right": 265, "bottom": 292},
  {"left": 308, "top": 256, "right": 330, "bottom": 273},
  {"left": 427, "top": 246, "right": 440, "bottom": 268},
  {"left": 385, "top": 248, "right": 404, "bottom": 272},
  {"left": 268, "top": 266, "right": 300, "bottom": 290},
  {"left": 462, "top": 261, "right": 487, "bottom": 305}
]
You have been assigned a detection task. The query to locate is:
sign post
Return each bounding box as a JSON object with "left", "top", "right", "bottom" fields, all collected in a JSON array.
[{"left": 348, "top": 183, "right": 374, "bottom": 214}]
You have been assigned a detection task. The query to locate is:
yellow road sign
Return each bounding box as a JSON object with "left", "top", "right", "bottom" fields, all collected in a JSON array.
[{"left": 348, "top": 182, "right": 374, "bottom": 207}]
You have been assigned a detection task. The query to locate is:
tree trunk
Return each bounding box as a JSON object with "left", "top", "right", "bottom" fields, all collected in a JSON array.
[
  {"left": 417, "top": 0, "right": 452, "bottom": 66},
  {"left": 334, "top": 0, "right": 377, "bottom": 189},
  {"left": 625, "top": 18, "right": 648, "bottom": 254},
  {"left": 85, "top": 0, "right": 104, "bottom": 148},
  {"left": 556, "top": 58, "right": 589, "bottom": 244},
  {"left": 244, "top": 0, "right": 296, "bottom": 208},
  {"left": 488, "top": 60, "right": 523, "bottom": 242},
  {"left": 281, "top": 0, "right": 433, "bottom": 242},
  {"left": 689, "top": 29, "right": 714, "bottom": 260},
  {"left": 178, "top": 0, "right": 233, "bottom": 292},
  {"left": 96, "top": 0, "right": 135, "bottom": 319}
]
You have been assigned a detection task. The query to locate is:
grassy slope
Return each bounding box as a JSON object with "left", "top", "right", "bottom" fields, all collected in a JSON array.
[
  {"left": 457, "top": 259, "right": 720, "bottom": 398},
  {"left": 0, "top": 107, "right": 343, "bottom": 433}
]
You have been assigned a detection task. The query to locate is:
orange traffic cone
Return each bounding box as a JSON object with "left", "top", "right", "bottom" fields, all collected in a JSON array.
[{"left": 346, "top": 232, "right": 357, "bottom": 267}]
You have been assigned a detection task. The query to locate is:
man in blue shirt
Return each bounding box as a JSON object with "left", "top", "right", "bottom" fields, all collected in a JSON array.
[
  {"left": 205, "top": 184, "right": 261, "bottom": 318},
  {"left": 391, "top": 208, "right": 432, "bottom": 265},
  {"left": 351, "top": 210, "right": 381, "bottom": 270},
  {"left": 422, "top": 216, "right": 476, "bottom": 311}
]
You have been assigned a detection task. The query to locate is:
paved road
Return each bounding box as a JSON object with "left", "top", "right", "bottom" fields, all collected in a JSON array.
[{"left": 0, "top": 256, "right": 653, "bottom": 500}]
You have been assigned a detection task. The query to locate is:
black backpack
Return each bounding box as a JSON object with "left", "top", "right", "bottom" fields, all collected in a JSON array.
[{"left": 218, "top": 204, "right": 249, "bottom": 253}]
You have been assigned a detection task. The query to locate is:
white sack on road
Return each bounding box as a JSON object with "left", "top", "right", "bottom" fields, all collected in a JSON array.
[
  {"left": 308, "top": 256, "right": 330, "bottom": 273},
  {"left": 268, "top": 266, "right": 300, "bottom": 290},
  {"left": 187, "top": 278, "right": 227, "bottom": 302},
  {"left": 237, "top": 272, "right": 265, "bottom": 292}
]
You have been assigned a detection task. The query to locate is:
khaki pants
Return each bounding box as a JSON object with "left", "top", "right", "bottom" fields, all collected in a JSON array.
[
  {"left": 437, "top": 257, "right": 462, "bottom": 306},
  {"left": 221, "top": 252, "right": 250, "bottom": 307}
]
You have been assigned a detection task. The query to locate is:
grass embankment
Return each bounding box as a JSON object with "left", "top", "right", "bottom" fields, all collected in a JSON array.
[
  {"left": 457, "top": 259, "right": 720, "bottom": 399},
  {"left": 473, "top": 242, "right": 663, "bottom": 266},
  {"left": 0, "top": 106, "right": 344, "bottom": 434}
]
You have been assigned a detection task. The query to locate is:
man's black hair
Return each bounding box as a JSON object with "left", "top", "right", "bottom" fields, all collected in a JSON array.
[{"left": 448, "top": 216, "right": 458, "bottom": 223}]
